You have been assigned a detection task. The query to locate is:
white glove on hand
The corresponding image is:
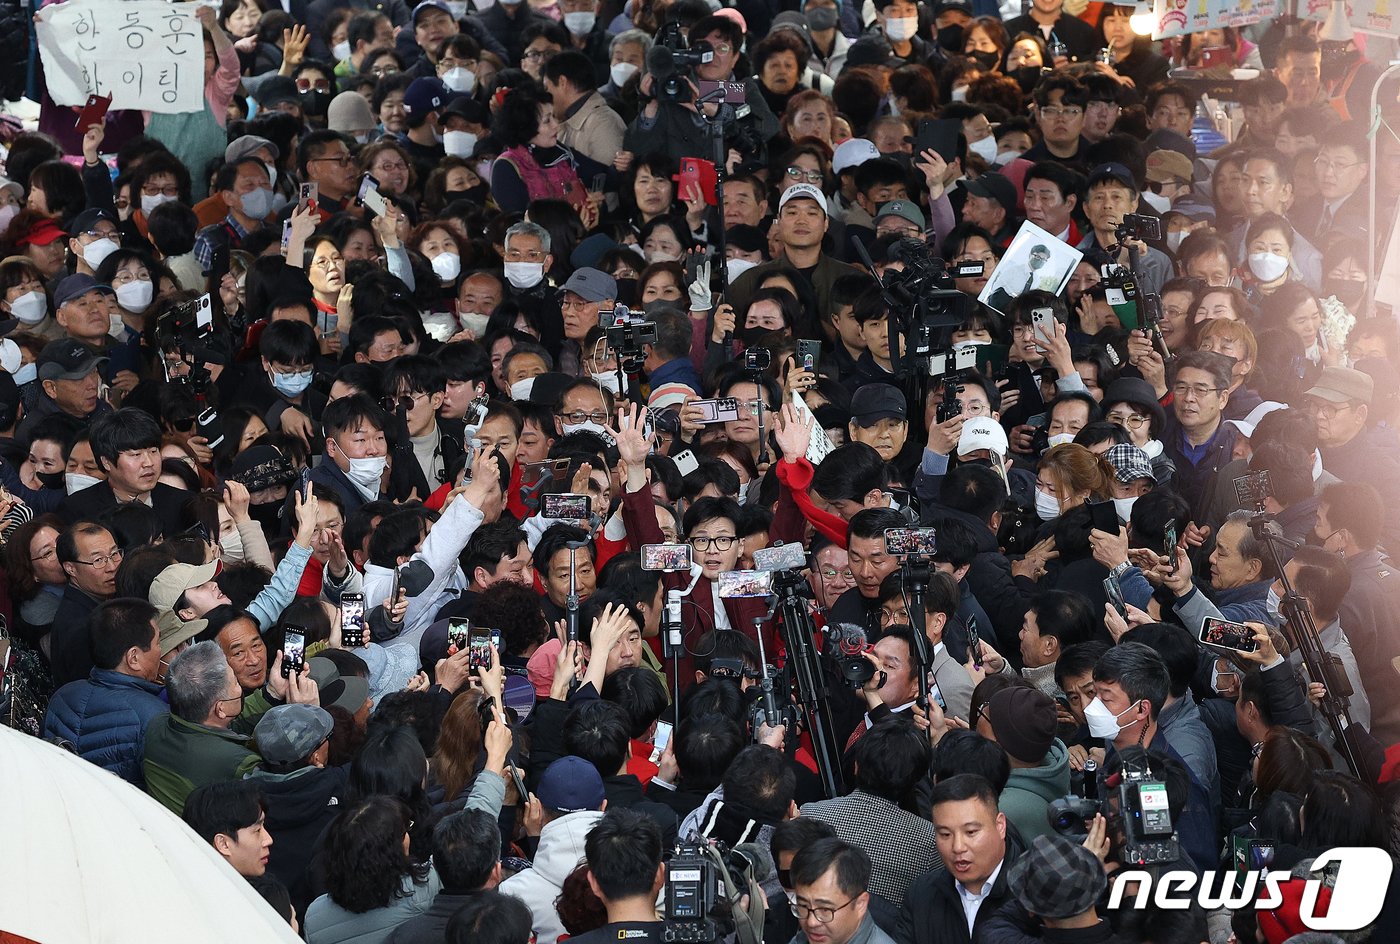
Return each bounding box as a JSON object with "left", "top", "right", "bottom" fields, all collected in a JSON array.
[{"left": 688, "top": 259, "right": 713, "bottom": 312}]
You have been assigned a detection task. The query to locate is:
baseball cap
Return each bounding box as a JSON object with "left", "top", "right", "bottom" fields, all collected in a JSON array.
[
  {"left": 1145, "top": 149, "right": 1193, "bottom": 184},
  {"left": 558, "top": 267, "right": 618, "bottom": 303},
  {"left": 1009, "top": 834, "right": 1106, "bottom": 920},
  {"left": 962, "top": 173, "right": 1017, "bottom": 217},
  {"left": 150, "top": 561, "right": 222, "bottom": 612},
  {"left": 255, "top": 704, "right": 334, "bottom": 766},
  {"left": 713, "top": 6, "right": 748, "bottom": 32},
  {"left": 832, "top": 138, "right": 880, "bottom": 175},
  {"left": 536, "top": 756, "right": 606, "bottom": 813},
  {"left": 1224, "top": 400, "right": 1287, "bottom": 438},
  {"left": 0, "top": 177, "right": 21, "bottom": 202},
  {"left": 875, "top": 199, "right": 926, "bottom": 229},
  {"left": 15, "top": 218, "right": 67, "bottom": 248},
  {"left": 987, "top": 687, "right": 1056, "bottom": 763},
  {"left": 845, "top": 36, "right": 894, "bottom": 69},
  {"left": 1103, "top": 442, "right": 1154, "bottom": 485},
  {"left": 412, "top": 0, "right": 454, "bottom": 23},
  {"left": 1087, "top": 162, "right": 1137, "bottom": 192},
  {"left": 725, "top": 224, "right": 767, "bottom": 255},
  {"left": 956, "top": 416, "right": 1009, "bottom": 457},
  {"left": 442, "top": 95, "right": 488, "bottom": 125},
  {"left": 226, "top": 134, "right": 279, "bottom": 166},
  {"left": 933, "top": 0, "right": 973, "bottom": 12},
  {"left": 307, "top": 655, "right": 372, "bottom": 714},
  {"left": 777, "top": 183, "right": 828, "bottom": 216},
  {"left": 1305, "top": 366, "right": 1373, "bottom": 406},
  {"left": 770, "top": 11, "right": 813, "bottom": 46},
  {"left": 254, "top": 76, "right": 301, "bottom": 109},
  {"left": 156, "top": 608, "right": 207, "bottom": 657},
  {"left": 403, "top": 77, "right": 447, "bottom": 121},
  {"left": 849, "top": 384, "right": 907, "bottom": 426},
  {"left": 1171, "top": 198, "right": 1216, "bottom": 222},
  {"left": 70, "top": 208, "right": 118, "bottom": 236},
  {"left": 36, "top": 338, "right": 107, "bottom": 383},
  {"left": 53, "top": 274, "right": 116, "bottom": 309}
]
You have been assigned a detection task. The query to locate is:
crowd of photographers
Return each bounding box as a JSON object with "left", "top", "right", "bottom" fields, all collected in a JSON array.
[{"left": 0, "top": 0, "right": 1398, "bottom": 941}]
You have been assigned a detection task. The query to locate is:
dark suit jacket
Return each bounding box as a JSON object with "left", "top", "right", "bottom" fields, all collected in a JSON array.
[
  {"left": 60, "top": 481, "right": 189, "bottom": 537},
  {"left": 48, "top": 585, "right": 104, "bottom": 687},
  {"left": 895, "top": 830, "right": 1025, "bottom": 944},
  {"left": 1293, "top": 189, "right": 1372, "bottom": 244}
]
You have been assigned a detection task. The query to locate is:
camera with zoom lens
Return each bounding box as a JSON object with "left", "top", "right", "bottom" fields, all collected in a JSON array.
[
  {"left": 649, "top": 22, "right": 714, "bottom": 104},
  {"left": 664, "top": 839, "right": 760, "bottom": 943},
  {"left": 1115, "top": 213, "right": 1162, "bottom": 243},
  {"left": 826, "top": 623, "right": 877, "bottom": 686}
]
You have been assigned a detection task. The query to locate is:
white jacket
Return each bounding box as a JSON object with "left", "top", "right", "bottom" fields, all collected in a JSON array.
[{"left": 499, "top": 810, "right": 604, "bottom": 944}]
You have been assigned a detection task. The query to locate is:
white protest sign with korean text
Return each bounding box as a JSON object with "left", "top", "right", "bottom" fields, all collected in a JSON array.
[
  {"left": 36, "top": 0, "right": 206, "bottom": 114},
  {"left": 1148, "top": 0, "right": 1282, "bottom": 39}
]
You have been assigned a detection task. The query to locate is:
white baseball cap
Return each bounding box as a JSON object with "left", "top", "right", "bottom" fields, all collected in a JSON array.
[
  {"left": 833, "top": 138, "right": 880, "bottom": 175},
  {"left": 1225, "top": 401, "right": 1287, "bottom": 439},
  {"left": 957, "top": 416, "right": 1009, "bottom": 457},
  {"left": 778, "top": 183, "right": 828, "bottom": 216}
]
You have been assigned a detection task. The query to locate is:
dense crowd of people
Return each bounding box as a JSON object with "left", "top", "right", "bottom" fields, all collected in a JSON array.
[{"left": 0, "top": 0, "right": 1398, "bottom": 941}]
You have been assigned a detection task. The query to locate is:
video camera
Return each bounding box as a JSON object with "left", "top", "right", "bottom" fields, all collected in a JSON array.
[
  {"left": 664, "top": 838, "right": 765, "bottom": 944},
  {"left": 826, "top": 623, "right": 877, "bottom": 686},
  {"left": 1049, "top": 763, "right": 1178, "bottom": 866},
  {"left": 1115, "top": 213, "right": 1162, "bottom": 243},
  {"left": 867, "top": 238, "right": 977, "bottom": 380},
  {"left": 600, "top": 303, "right": 657, "bottom": 369},
  {"left": 648, "top": 22, "right": 714, "bottom": 104}
]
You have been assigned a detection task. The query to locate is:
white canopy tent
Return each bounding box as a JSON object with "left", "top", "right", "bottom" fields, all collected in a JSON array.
[{"left": 0, "top": 726, "right": 302, "bottom": 944}]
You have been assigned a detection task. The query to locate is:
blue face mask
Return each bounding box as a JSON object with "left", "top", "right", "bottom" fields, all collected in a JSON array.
[{"left": 271, "top": 368, "right": 313, "bottom": 397}]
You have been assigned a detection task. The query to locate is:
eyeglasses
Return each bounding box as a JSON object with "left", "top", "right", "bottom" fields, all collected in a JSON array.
[
  {"left": 785, "top": 165, "right": 824, "bottom": 184},
  {"left": 142, "top": 184, "right": 180, "bottom": 197},
  {"left": 310, "top": 154, "right": 356, "bottom": 167},
  {"left": 111, "top": 271, "right": 150, "bottom": 285},
  {"left": 1313, "top": 157, "right": 1363, "bottom": 173},
  {"left": 791, "top": 896, "right": 859, "bottom": 924},
  {"left": 711, "top": 42, "right": 733, "bottom": 54},
  {"left": 1039, "top": 105, "right": 1083, "bottom": 119},
  {"left": 296, "top": 78, "right": 332, "bottom": 93},
  {"left": 819, "top": 568, "right": 854, "bottom": 581},
  {"left": 1110, "top": 413, "right": 1149, "bottom": 429},
  {"left": 1170, "top": 382, "right": 1222, "bottom": 400},
  {"left": 369, "top": 66, "right": 399, "bottom": 77},
  {"left": 30, "top": 547, "right": 56, "bottom": 563},
  {"left": 690, "top": 535, "right": 737, "bottom": 551},
  {"left": 560, "top": 409, "right": 609, "bottom": 425},
  {"left": 374, "top": 160, "right": 409, "bottom": 174},
  {"left": 879, "top": 607, "right": 907, "bottom": 624},
  {"left": 523, "top": 48, "right": 558, "bottom": 61},
  {"left": 1147, "top": 180, "right": 1186, "bottom": 194},
  {"left": 1302, "top": 398, "right": 1353, "bottom": 420},
  {"left": 505, "top": 248, "right": 546, "bottom": 262},
  {"left": 80, "top": 228, "right": 119, "bottom": 240},
  {"left": 74, "top": 548, "right": 124, "bottom": 569}
]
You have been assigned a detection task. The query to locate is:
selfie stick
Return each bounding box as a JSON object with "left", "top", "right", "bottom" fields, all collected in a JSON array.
[
  {"left": 899, "top": 555, "right": 935, "bottom": 712},
  {"left": 565, "top": 539, "right": 590, "bottom": 690},
  {"left": 695, "top": 84, "right": 732, "bottom": 331},
  {"left": 772, "top": 567, "right": 843, "bottom": 798},
  {"left": 744, "top": 358, "right": 771, "bottom": 468},
  {"left": 751, "top": 603, "right": 785, "bottom": 731},
  {"left": 1246, "top": 507, "right": 1366, "bottom": 778}
]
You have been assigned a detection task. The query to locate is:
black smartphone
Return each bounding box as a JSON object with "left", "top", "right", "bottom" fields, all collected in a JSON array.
[
  {"left": 1088, "top": 500, "right": 1120, "bottom": 533},
  {"left": 340, "top": 593, "right": 367, "bottom": 647},
  {"left": 1104, "top": 575, "right": 1128, "bottom": 621},
  {"left": 196, "top": 407, "right": 226, "bottom": 450},
  {"left": 913, "top": 118, "right": 961, "bottom": 163},
  {"left": 507, "top": 761, "right": 529, "bottom": 803},
  {"left": 1164, "top": 520, "right": 1179, "bottom": 572},
  {"left": 796, "top": 339, "right": 821, "bottom": 374},
  {"left": 478, "top": 695, "right": 497, "bottom": 735},
  {"left": 282, "top": 628, "right": 306, "bottom": 678},
  {"left": 967, "top": 615, "right": 983, "bottom": 670}
]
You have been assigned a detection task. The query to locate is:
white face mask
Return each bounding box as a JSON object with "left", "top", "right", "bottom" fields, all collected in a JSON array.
[
  {"left": 1166, "top": 230, "right": 1187, "bottom": 252},
  {"left": 263, "top": 162, "right": 280, "bottom": 187},
  {"left": 562, "top": 420, "right": 611, "bottom": 440},
  {"left": 12, "top": 361, "right": 36, "bottom": 386},
  {"left": 998, "top": 149, "right": 1023, "bottom": 163},
  {"left": 1248, "top": 251, "right": 1289, "bottom": 282},
  {"left": 1047, "top": 432, "right": 1076, "bottom": 448},
  {"left": 431, "top": 251, "right": 462, "bottom": 282},
  {"left": 443, "top": 130, "right": 478, "bottom": 158},
  {"left": 66, "top": 472, "right": 102, "bottom": 495},
  {"left": 115, "top": 279, "right": 154, "bottom": 313},
  {"left": 82, "top": 237, "right": 120, "bottom": 270},
  {"left": 344, "top": 454, "right": 387, "bottom": 497},
  {"left": 141, "top": 193, "right": 176, "bottom": 216},
  {"left": 441, "top": 67, "right": 477, "bottom": 94},
  {"left": 725, "top": 257, "right": 758, "bottom": 282},
  {"left": 333, "top": 40, "right": 351, "bottom": 61},
  {"left": 563, "top": 11, "right": 595, "bottom": 34},
  {"left": 1266, "top": 586, "right": 1282, "bottom": 624},
  {"left": 646, "top": 249, "right": 681, "bottom": 265},
  {"left": 1140, "top": 189, "right": 1171, "bottom": 213},
  {"left": 504, "top": 261, "right": 544, "bottom": 289},
  {"left": 883, "top": 15, "right": 917, "bottom": 40},
  {"left": 1035, "top": 487, "right": 1062, "bottom": 522},
  {"left": 475, "top": 159, "right": 494, "bottom": 181},
  {"left": 509, "top": 377, "right": 536, "bottom": 400},
  {"left": 9, "top": 290, "right": 47, "bottom": 324},
  {"left": 610, "top": 62, "right": 639, "bottom": 87},
  {"left": 968, "top": 136, "right": 999, "bottom": 163},
  {"left": 1112, "top": 495, "right": 1138, "bottom": 522},
  {"left": 0, "top": 339, "right": 19, "bottom": 374},
  {"left": 0, "top": 204, "right": 18, "bottom": 234},
  {"left": 220, "top": 525, "right": 245, "bottom": 562},
  {"left": 1084, "top": 696, "right": 1139, "bottom": 739},
  {"left": 950, "top": 85, "right": 969, "bottom": 102},
  {"left": 109, "top": 311, "right": 126, "bottom": 338},
  {"left": 592, "top": 370, "right": 625, "bottom": 395},
  {"left": 458, "top": 311, "right": 490, "bottom": 335}
]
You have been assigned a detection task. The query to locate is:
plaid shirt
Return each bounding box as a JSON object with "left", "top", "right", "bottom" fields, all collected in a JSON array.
[{"left": 193, "top": 215, "right": 250, "bottom": 275}]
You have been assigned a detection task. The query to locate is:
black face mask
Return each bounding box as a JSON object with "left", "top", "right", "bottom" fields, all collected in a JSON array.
[
  {"left": 445, "top": 183, "right": 489, "bottom": 206},
  {"left": 936, "top": 24, "right": 964, "bottom": 52},
  {"left": 1012, "top": 66, "right": 1043, "bottom": 94},
  {"left": 247, "top": 501, "right": 283, "bottom": 537},
  {"left": 300, "top": 90, "right": 330, "bottom": 117},
  {"left": 36, "top": 470, "right": 64, "bottom": 490},
  {"left": 1324, "top": 277, "right": 1366, "bottom": 309},
  {"left": 968, "top": 49, "right": 1000, "bottom": 71}
]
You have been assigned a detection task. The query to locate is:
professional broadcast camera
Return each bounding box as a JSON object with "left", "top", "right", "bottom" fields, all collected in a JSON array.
[
  {"left": 1048, "top": 763, "right": 1179, "bottom": 866},
  {"left": 600, "top": 303, "right": 657, "bottom": 369},
  {"left": 647, "top": 22, "right": 714, "bottom": 104},
  {"left": 664, "top": 838, "right": 766, "bottom": 944}
]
